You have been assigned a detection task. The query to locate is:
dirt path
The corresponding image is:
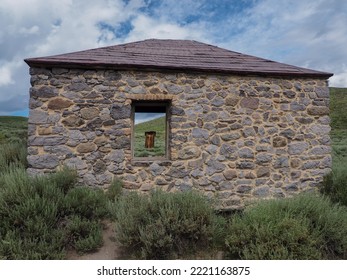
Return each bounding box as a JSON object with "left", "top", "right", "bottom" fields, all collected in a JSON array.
[
  {"left": 66, "top": 221, "right": 224, "bottom": 260},
  {"left": 67, "top": 221, "right": 124, "bottom": 260}
]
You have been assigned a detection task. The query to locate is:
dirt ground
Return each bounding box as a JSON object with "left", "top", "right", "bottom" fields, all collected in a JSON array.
[{"left": 66, "top": 221, "right": 124, "bottom": 260}]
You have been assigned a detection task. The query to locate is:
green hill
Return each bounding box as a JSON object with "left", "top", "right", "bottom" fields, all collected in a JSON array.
[
  {"left": 134, "top": 116, "right": 166, "bottom": 157},
  {"left": 330, "top": 87, "right": 347, "bottom": 163},
  {"left": 0, "top": 116, "right": 28, "bottom": 144},
  {"left": 330, "top": 87, "right": 347, "bottom": 130}
]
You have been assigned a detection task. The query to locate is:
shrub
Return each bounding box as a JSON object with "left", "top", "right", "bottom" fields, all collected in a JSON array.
[
  {"left": 0, "top": 165, "right": 107, "bottom": 259},
  {"left": 321, "top": 164, "right": 347, "bottom": 207},
  {"left": 106, "top": 178, "right": 123, "bottom": 201},
  {"left": 0, "top": 229, "right": 66, "bottom": 260},
  {"left": 0, "top": 141, "right": 27, "bottom": 172},
  {"left": 224, "top": 194, "right": 347, "bottom": 260},
  {"left": 65, "top": 215, "right": 103, "bottom": 253},
  {"left": 64, "top": 187, "right": 108, "bottom": 219},
  {"left": 0, "top": 168, "right": 66, "bottom": 259},
  {"left": 49, "top": 166, "right": 78, "bottom": 194},
  {"left": 113, "top": 190, "right": 224, "bottom": 259}
]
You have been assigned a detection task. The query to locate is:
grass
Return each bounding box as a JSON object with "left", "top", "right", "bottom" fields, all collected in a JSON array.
[
  {"left": 0, "top": 116, "right": 28, "bottom": 144},
  {"left": 330, "top": 87, "right": 347, "bottom": 164},
  {"left": 0, "top": 141, "right": 27, "bottom": 171},
  {"left": 134, "top": 116, "right": 166, "bottom": 157},
  {"left": 320, "top": 88, "right": 347, "bottom": 206}
]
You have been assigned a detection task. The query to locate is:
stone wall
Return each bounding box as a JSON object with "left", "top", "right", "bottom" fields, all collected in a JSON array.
[{"left": 27, "top": 67, "right": 331, "bottom": 209}]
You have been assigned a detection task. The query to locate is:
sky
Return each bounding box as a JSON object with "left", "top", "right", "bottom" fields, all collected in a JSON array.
[
  {"left": 135, "top": 112, "right": 165, "bottom": 124},
  {"left": 0, "top": 0, "right": 346, "bottom": 117}
]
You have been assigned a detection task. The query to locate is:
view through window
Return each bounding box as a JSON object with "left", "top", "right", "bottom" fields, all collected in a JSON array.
[{"left": 132, "top": 102, "right": 168, "bottom": 159}]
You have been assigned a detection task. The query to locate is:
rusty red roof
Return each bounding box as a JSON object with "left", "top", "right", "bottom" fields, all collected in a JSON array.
[{"left": 25, "top": 39, "right": 333, "bottom": 78}]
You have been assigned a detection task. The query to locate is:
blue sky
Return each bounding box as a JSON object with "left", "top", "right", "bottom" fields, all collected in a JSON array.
[{"left": 0, "top": 0, "right": 346, "bottom": 116}]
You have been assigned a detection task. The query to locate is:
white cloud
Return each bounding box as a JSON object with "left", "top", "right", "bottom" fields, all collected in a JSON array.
[
  {"left": 0, "top": 64, "right": 14, "bottom": 86},
  {"left": 18, "top": 25, "right": 40, "bottom": 36},
  {"left": 0, "top": 0, "right": 146, "bottom": 115},
  {"left": 0, "top": 59, "right": 22, "bottom": 86},
  {"left": 329, "top": 67, "right": 347, "bottom": 88},
  {"left": 126, "top": 15, "right": 207, "bottom": 42},
  {"left": 211, "top": 0, "right": 347, "bottom": 86}
]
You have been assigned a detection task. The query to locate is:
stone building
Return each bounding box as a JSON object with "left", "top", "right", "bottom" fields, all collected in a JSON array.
[{"left": 25, "top": 39, "right": 333, "bottom": 209}]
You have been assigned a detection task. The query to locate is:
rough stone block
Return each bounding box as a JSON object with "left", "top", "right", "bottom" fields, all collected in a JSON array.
[
  {"left": 283, "top": 90, "right": 296, "bottom": 99},
  {"left": 65, "top": 157, "right": 88, "bottom": 170},
  {"left": 238, "top": 147, "right": 254, "bottom": 159},
  {"left": 211, "top": 97, "right": 224, "bottom": 107},
  {"left": 149, "top": 162, "right": 165, "bottom": 176},
  {"left": 48, "top": 98, "right": 73, "bottom": 110},
  {"left": 62, "top": 115, "right": 85, "bottom": 127},
  {"left": 242, "top": 127, "right": 256, "bottom": 137},
  {"left": 171, "top": 106, "right": 185, "bottom": 116},
  {"left": 256, "top": 153, "right": 273, "bottom": 164},
  {"left": 178, "top": 146, "right": 201, "bottom": 159},
  {"left": 105, "top": 150, "right": 124, "bottom": 163},
  {"left": 28, "top": 136, "right": 67, "bottom": 146},
  {"left": 29, "top": 110, "right": 49, "bottom": 124},
  {"left": 77, "top": 142, "right": 97, "bottom": 153},
  {"left": 274, "top": 156, "right": 289, "bottom": 168},
  {"left": 80, "top": 107, "right": 99, "bottom": 119},
  {"left": 253, "top": 186, "right": 270, "bottom": 197},
  {"left": 307, "top": 106, "right": 329, "bottom": 116},
  {"left": 315, "top": 87, "right": 329, "bottom": 98},
  {"left": 309, "top": 124, "right": 330, "bottom": 136},
  {"left": 30, "top": 86, "right": 57, "bottom": 98},
  {"left": 279, "top": 128, "right": 295, "bottom": 139},
  {"left": 210, "top": 174, "right": 224, "bottom": 183},
  {"left": 192, "top": 128, "right": 209, "bottom": 140},
  {"left": 225, "top": 96, "right": 239, "bottom": 106},
  {"left": 28, "top": 154, "right": 59, "bottom": 169},
  {"left": 237, "top": 185, "right": 252, "bottom": 194},
  {"left": 273, "top": 136, "right": 287, "bottom": 147},
  {"left": 240, "top": 97, "right": 259, "bottom": 109},
  {"left": 256, "top": 166, "right": 270, "bottom": 177},
  {"left": 38, "top": 127, "right": 52, "bottom": 135},
  {"left": 67, "top": 82, "right": 89, "bottom": 91},
  {"left": 206, "top": 159, "right": 226, "bottom": 175},
  {"left": 223, "top": 169, "right": 237, "bottom": 180},
  {"left": 310, "top": 146, "right": 331, "bottom": 155},
  {"left": 288, "top": 142, "right": 309, "bottom": 155},
  {"left": 110, "top": 104, "right": 131, "bottom": 120},
  {"left": 236, "top": 161, "right": 255, "bottom": 169}
]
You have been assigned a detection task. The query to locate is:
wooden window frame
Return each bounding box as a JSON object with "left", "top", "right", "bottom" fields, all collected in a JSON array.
[{"left": 131, "top": 101, "right": 171, "bottom": 162}]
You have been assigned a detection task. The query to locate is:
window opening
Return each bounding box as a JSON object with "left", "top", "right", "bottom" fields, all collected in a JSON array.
[{"left": 132, "top": 102, "right": 169, "bottom": 160}]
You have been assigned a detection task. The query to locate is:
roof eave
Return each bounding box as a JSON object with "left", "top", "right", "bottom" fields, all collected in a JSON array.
[{"left": 24, "top": 59, "right": 334, "bottom": 79}]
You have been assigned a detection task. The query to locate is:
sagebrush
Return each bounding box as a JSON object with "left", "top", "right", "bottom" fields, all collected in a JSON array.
[
  {"left": 0, "top": 147, "right": 107, "bottom": 259},
  {"left": 224, "top": 194, "right": 347, "bottom": 260},
  {"left": 112, "top": 190, "right": 225, "bottom": 259}
]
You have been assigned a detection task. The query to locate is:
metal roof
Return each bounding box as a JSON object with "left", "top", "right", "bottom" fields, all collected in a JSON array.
[{"left": 25, "top": 39, "right": 333, "bottom": 78}]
